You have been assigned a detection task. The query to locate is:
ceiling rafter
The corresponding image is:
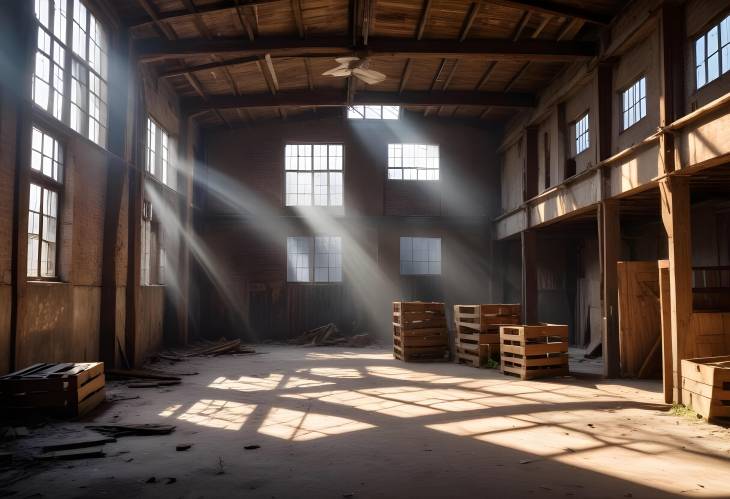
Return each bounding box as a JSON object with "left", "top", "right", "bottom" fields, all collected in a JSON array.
[
  {"left": 129, "top": 0, "right": 281, "bottom": 30},
  {"left": 182, "top": 89, "right": 536, "bottom": 113},
  {"left": 459, "top": 1, "right": 482, "bottom": 42},
  {"left": 416, "top": 0, "right": 433, "bottom": 40},
  {"left": 135, "top": 36, "right": 598, "bottom": 62},
  {"left": 399, "top": 59, "right": 413, "bottom": 94},
  {"left": 488, "top": 0, "right": 610, "bottom": 24},
  {"left": 291, "top": 0, "right": 305, "bottom": 38}
]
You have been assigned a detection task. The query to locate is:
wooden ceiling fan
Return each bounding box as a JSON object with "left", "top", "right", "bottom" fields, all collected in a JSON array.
[{"left": 321, "top": 57, "right": 387, "bottom": 85}]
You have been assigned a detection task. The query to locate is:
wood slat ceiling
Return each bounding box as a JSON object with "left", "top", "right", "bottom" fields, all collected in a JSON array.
[{"left": 110, "top": 0, "right": 626, "bottom": 128}]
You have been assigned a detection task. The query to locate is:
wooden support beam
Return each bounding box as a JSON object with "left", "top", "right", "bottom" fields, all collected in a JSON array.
[
  {"left": 557, "top": 17, "right": 583, "bottom": 41},
  {"left": 512, "top": 11, "right": 532, "bottom": 41},
  {"left": 503, "top": 62, "right": 530, "bottom": 92},
  {"left": 158, "top": 56, "right": 260, "bottom": 79},
  {"left": 521, "top": 230, "right": 538, "bottom": 324},
  {"left": 459, "top": 2, "right": 481, "bottom": 42},
  {"left": 416, "top": 0, "right": 433, "bottom": 40},
  {"left": 659, "top": 2, "right": 685, "bottom": 173},
  {"left": 291, "top": 0, "right": 305, "bottom": 38},
  {"left": 136, "top": 0, "right": 178, "bottom": 39},
  {"left": 136, "top": 36, "right": 598, "bottom": 62},
  {"left": 181, "top": 0, "right": 213, "bottom": 38},
  {"left": 264, "top": 53, "right": 280, "bottom": 92},
  {"left": 658, "top": 260, "right": 673, "bottom": 403},
  {"left": 523, "top": 126, "right": 538, "bottom": 200},
  {"left": 597, "top": 62, "right": 613, "bottom": 161},
  {"left": 234, "top": 0, "right": 256, "bottom": 40},
  {"left": 399, "top": 58, "right": 413, "bottom": 93},
  {"left": 490, "top": 0, "right": 610, "bottom": 25},
  {"left": 475, "top": 61, "right": 496, "bottom": 90},
  {"left": 130, "top": 0, "right": 282, "bottom": 29},
  {"left": 599, "top": 199, "right": 621, "bottom": 378},
  {"left": 183, "top": 89, "right": 536, "bottom": 112},
  {"left": 659, "top": 176, "right": 693, "bottom": 403},
  {"left": 531, "top": 15, "right": 551, "bottom": 38},
  {"left": 304, "top": 57, "right": 314, "bottom": 90}
]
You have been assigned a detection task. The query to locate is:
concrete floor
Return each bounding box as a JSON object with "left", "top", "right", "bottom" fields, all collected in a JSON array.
[{"left": 2, "top": 346, "right": 730, "bottom": 498}]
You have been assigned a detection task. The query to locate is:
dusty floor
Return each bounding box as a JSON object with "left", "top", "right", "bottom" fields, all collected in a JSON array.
[{"left": 2, "top": 346, "right": 730, "bottom": 498}]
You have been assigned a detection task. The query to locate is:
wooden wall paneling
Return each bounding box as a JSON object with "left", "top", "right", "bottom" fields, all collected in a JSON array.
[{"left": 521, "top": 229, "right": 537, "bottom": 323}]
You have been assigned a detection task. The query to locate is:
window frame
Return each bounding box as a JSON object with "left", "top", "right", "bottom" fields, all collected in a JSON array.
[
  {"left": 399, "top": 236, "right": 442, "bottom": 276},
  {"left": 619, "top": 75, "right": 647, "bottom": 133},
  {"left": 387, "top": 143, "right": 440, "bottom": 181},
  {"left": 283, "top": 143, "right": 345, "bottom": 208},
  {"left": 574, "top": 112, "right": 590, "bottom": 156},
  {"left": 27, "top": 125, "right": 65, "bottom": 281},
  {"left": 347, "top": 105, "right": 401, "bottom": 120},
  {"left": 145, "top": 115, "right": 173, "bottom": 188},
  {"left": 286, "top": 236, "right": 343, "bottom": 284},
  {"left": 33, "top": 0, "right": 108, "bottom": 147},
  {"left": 694, "top": 12, "right": 730, "bottom": 91}
]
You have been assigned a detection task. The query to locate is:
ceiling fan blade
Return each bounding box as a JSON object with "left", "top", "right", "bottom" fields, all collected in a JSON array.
[
  {"left": 352, "top": 68, "right": 386, "bottom": 85},
  {"left": 322, "top": 66, "right": 352, "bottom": 77},
  {"left": 335, "top": 56, "right": 360, "bottom": 65}
]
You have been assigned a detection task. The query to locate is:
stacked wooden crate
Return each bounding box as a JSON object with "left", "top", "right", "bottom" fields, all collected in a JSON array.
[
  {"left": 393, "top": 301, "right": 449, "bottom": 362},
  {"left": 0, "top": 362, "right": 106, "bottom": 417},
  {"left": 500, "top": 324, "right": 569, "bottom": 379},
  {"left": 680, "top": 356, "right": 730, "bottom": 421},
  {"left": 454, "top": 304, "right": 521, "bottom": 368}
]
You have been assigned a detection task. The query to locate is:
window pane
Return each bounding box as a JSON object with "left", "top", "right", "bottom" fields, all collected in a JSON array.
[
  {"left": 285, "top": 144, "right": 343, "bottom": 206},
  {"left": 347, "top": 106, "right": 364, "bottom": 119},
  {"left": 364, "top": 105, "right": 382, "bottom": 119},
  {"left": 72, "top": 0, "right": 87, "bottom": 59},
  {"left": 383, "top": 106, "right": 400, "bottom": 119},
  {"left": 388, "top": 144, "right": 439, "bottom": 181},
  {"left": 400, "top": 236, "right": 441, "bottom": 275}
]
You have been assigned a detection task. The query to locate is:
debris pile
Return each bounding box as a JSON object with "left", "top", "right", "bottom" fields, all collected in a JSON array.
[
  {"left": 156, "top": 338, "right": 256, "bottom": 362},
  {"left": 288, "top": 324, "right": 374, "bottom": 347}
]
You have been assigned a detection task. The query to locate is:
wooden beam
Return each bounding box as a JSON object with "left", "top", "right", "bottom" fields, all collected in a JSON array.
[
  {"left": 659, "top": 2, "right": 685, "bottom": 173},
  {"left": 130, "top": 0, "right": 282, "bottom": 30},
  {"left": 180, "top": 0, "right": 213, "bottom": 38},
  {"left": 264, "top": 53, "right": 280, "bottom": 91},
  {"left": 532, "top": 15, "right": 551, "bottom": 38},
  {"left": 557, "top": 17, "right": 583, "bottom": 41},
  {"left": 512, "top": 11, "right": 532, "bottom": 41},
  {"left": 136, "top": 0, "right": 177, "bottom": 39},
  {"left": 503, "top": 62, "right": 530, "bottom": 92},
  {"left": 523, "top": 125, "right": 538, "bottom": 200},
  {"left": 136, "top": 36, "right": 598, "bottom": 62},
  {"left": 521, "top": 230, "right": 538, "bottom": 324},
  {"left": 399, "top": 58, "right": 413, "bottom": 93},
  {"left": 234, "top": 0, "right": 256, "bottom": 40},
  {"left": 304, "top": 58, "right": 314, "bottom": 90},
  {"left": 416, "top": 0, "right": 433, "bottom": 40},
  {"left": 158, "top": 56, "right": 260, "bottom": 79},
  {"left": 291, "top": 0, "right": 305, "bottom": 38},
  {"left": 659, "top": 176, "right": 693, "bottom": 403},
  {"left": 475, "top": 61, "right": 496, "bottom": 90},
  {"left": 599, "top": 199, "right": 621, "bottom": 378},
  {"left": 597, "top": 62, "right": 613, "bottom": 161},
  {"left": 459, "top": 2, "right": 481, "bottom": 42},
  {"left": 489, "top": 0, "right": 610, "bottom": 25},
  {"left": 182, "top": 89, "right": 536, "bottom": 112}
]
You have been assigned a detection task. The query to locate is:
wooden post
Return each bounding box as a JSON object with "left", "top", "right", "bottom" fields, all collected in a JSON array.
[
  {"left": 521, "top": 230, "right": 537, "bottom": 324},
  {"left": 523, "top": 126, "right": 538, "bottom": 201},
  {"left": 658, "top": 2, "right": 685, "bottom": 173},
  {"left": 598, "top": 199, "right": 620, "bottom": 377},
  {"left": 597, "top": 62, "right": 613, "bottom": 162},
  {"left": 659, "top": 176, "right": 693, "bottom": 403},
  {"left": 657, "top": 260, "right": 673, "bottom": 403}
]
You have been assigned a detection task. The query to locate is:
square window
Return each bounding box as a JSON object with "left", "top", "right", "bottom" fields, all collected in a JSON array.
[{"left": 400, "top": 237, "right": 441, "bottom": 275}]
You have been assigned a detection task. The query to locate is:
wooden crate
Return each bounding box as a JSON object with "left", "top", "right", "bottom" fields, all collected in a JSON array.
[
  {"left": 454, "top": 304, "right": 521, "bottom": 368},
  {"left": 0, "top": 362, "right": 106, "bottom": 417},
  {"left": 393, "top": 302, "right": 449, "bottom": 362},
  {"left": 500, "top": 324, "right": 569, "bottom": 380},
  {"left": 680, "top": 356, "right": 730, "bottom": 420}
]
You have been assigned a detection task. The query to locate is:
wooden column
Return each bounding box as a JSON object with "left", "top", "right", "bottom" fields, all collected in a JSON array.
[
  {"left": 657, "top": 260, "right": 673, "bottom": 403},
  {"left": 598, "top": 199, "right": 620, "bottom": 377},
  {"left": 658, "top": 1, "right": 685, "bottom": 173},
  {"left": 597, "top": 62, "right": 613, "bottom": 162},
  {"left": 521, "top": 230, "right": 538, "bottom": 324},
  {"left": 659, "top": 176, "right": 693, "bottom": 403},
  {"left": 523, "top": 126, "right": 538, "bottom": 201}
]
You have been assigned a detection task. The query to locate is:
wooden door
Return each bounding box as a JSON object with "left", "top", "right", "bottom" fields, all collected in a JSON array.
[{"left": 617, "top": 261, "right": 662, "bottom": 378}]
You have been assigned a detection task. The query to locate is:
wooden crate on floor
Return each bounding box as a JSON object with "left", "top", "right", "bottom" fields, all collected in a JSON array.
[
  {"left": 500, "top": 324, "right": 569, "bottom": 380},
  {"left": 0, "top": 362, "right": 106, "bottom": 417},
  {"left": 393, "top": 302, "right": 449, "bottom": 362},
  {"left": 454, "top": 304, "right": 521, "bottom": 368},
  {"left": 680, "top": 356, "right": 730, "bottom": 420}
]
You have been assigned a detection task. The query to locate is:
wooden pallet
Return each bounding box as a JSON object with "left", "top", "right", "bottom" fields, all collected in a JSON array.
[
  {"left": 392, "top": 303, "right": 449, "bottom": 362},
  {"left": 393, "top": 301, "right": 447, "bottom": 330},
  {"left": 0, "top": 362, "right": 106, "bottom": 417},
  {"left": 680, "top": 356, "right": 730, "bottom": 420},
  {"left": 454, "top": 304, "right": 521, "bottom": 332},
  {"left": 500, "top": 324, "right": 569, "bottom": 380}
]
